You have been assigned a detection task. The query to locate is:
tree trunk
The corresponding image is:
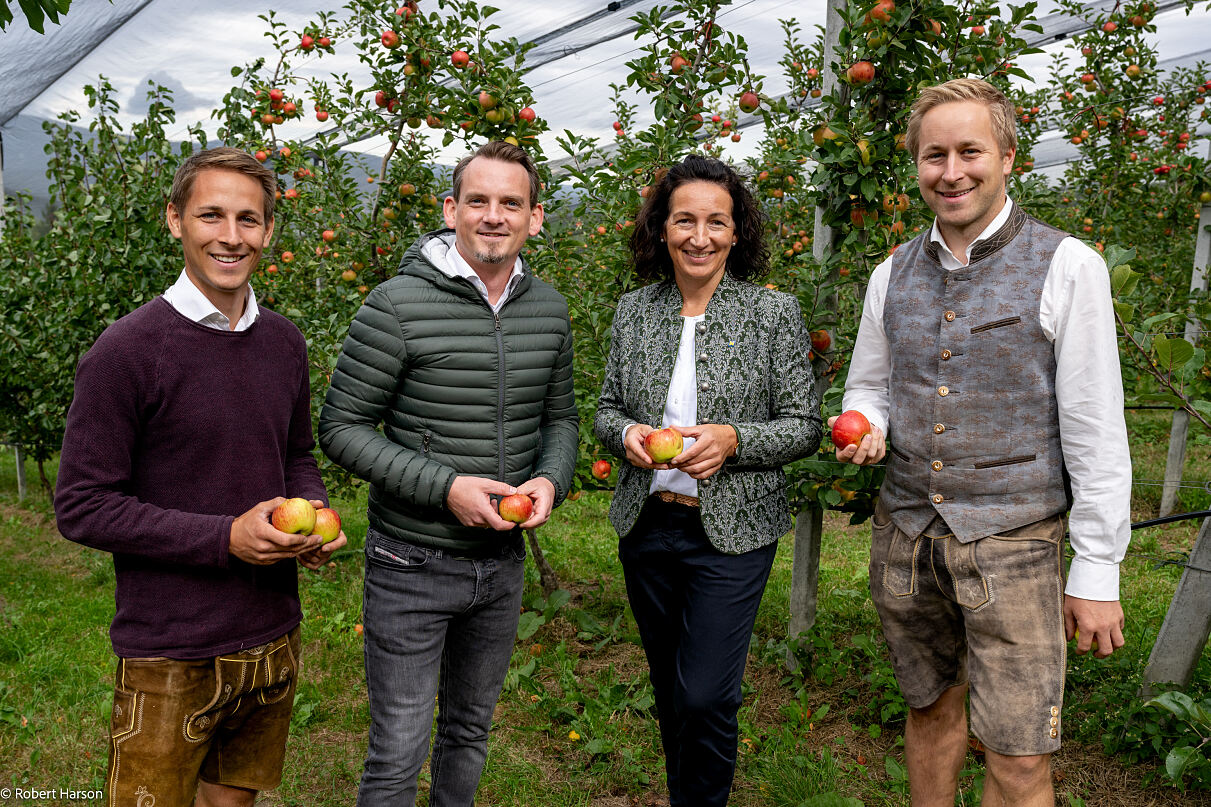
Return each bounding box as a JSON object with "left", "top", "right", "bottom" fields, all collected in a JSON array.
[{"left": 526, "top": 528, "right": 560, "bottom": 596}]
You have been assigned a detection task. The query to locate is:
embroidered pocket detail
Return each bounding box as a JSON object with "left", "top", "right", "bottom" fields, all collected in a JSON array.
[
  {"left": 972, "top": 454, "right": 1036, "bottom": 470},
  {"left": 970, "top": 315, "right": 1022, "bottom": 334}
]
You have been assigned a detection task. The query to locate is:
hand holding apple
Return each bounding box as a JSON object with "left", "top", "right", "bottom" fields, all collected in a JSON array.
[
  {"left": 827, "top": 413, "right": 886, "bottom": 466},
  {"left": 668, "top": 423, "right": 737, "bottom": 479},
  {"left": 447, "top": 476, "right": 520, "bottom": 530}
]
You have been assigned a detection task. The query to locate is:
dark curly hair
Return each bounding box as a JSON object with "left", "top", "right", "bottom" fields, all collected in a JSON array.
[{"left": 630, "top": 155, "right": 768, "bottom": 282}]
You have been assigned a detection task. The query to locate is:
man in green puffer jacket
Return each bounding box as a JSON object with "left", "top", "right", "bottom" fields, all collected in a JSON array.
[{"left": 318, "top": 141, "right": 577, "bottom": 807}]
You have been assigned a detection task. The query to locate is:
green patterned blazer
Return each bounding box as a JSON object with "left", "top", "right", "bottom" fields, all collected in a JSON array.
[{"left": 594, "top": 272, "right": 823, "bottom": 554}]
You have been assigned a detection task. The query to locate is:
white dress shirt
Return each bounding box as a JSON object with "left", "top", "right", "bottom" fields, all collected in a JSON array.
[
  {"left": 648, "top": 315, "right": 703, "bottom": 497},
  {"left": 428, "top": 232, "right": 525, "bottom": 312},
  {"left": 843, "top": 197, "right": 1132, "bottom": 601},
  {"left": 162, "top": 269, "right": 260, "bottom": 331}
]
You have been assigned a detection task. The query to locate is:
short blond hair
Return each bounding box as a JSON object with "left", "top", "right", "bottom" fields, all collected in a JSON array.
[{"left": 905, "top": 78, "right": 1017, "bottom": 161}]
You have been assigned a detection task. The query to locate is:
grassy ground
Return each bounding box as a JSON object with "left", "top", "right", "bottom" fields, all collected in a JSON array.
[{"left": 1, "top": 411, "right": 1209, "bottom": 804}]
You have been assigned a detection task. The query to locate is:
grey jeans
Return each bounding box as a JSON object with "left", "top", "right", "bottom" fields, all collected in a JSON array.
[{"left": 357, "top": 526, "right": 525, "bottom": 807}]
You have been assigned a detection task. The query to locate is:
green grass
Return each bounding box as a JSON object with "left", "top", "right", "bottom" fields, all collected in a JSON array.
[{"left": 0, "top": 412, "right": 1209, "bottom": 804}]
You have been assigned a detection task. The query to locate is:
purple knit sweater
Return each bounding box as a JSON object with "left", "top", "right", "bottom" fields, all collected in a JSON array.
[{"left": 55, "top": 297, "right": 326, "bottom": 658}]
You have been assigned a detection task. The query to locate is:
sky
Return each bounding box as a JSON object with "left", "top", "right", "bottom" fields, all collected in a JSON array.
[{"left": 1, "top": 0, "right": 1209, "bottom": 207}]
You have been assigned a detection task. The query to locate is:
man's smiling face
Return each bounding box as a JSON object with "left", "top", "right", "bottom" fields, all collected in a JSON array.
[
  {"left": 166, "top": 167, "right": 273, "bottom": 311},
  {"left": 443, "top": 156, "right": 543, "bottom": 276},
  {"left": 915, "top": 100, "right": 1015, "bottom": 247}
]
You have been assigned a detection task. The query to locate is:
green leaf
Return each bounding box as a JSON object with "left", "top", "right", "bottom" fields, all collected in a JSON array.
[
  {"left": 1164, "top": 745, "right": 1198, "bottom": 782},
  {"left": 1103, "top": 244, "right": 1137, "bottom": 271},
  {"left": 516, "top": 611, "right": 545, "bottom": 641},
  {"left": 1154, "top": 337, "right": 1195, "bottom": 375},
  {"left": 1110, "top": 264, "right": 1139, "bottom": 297},
  {"left": 1113, "top": 301, "right": 1135, "bottom": 323}
]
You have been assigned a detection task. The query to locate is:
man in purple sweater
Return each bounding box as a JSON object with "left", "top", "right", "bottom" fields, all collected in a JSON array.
[{"left": 55, "top": 147, "right": 346, "bottom": 807}]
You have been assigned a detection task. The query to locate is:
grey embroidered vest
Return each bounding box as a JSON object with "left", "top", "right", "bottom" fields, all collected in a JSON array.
[{"left": 880, "top": 203, "right": 1071, "bottom": 543}]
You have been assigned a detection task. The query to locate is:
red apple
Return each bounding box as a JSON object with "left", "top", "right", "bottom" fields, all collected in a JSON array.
[
  {"left": 451, "top": 49, "right": 470, "bottom": 68},
  {"left": 644, "top": 427, "right": 684, "bottom": 463},
  {"left": 322, "top": 229, "right": 337, "bottom": 242},
  {"left": 498, "top": 493, "right": 534, "bottom": 524},
  {"left": 269, "top": 88, "right": 284, "bottom": 102},
  {"left": 519, "top": 106, "right": 537, "bottom": 122},
  {"left": 831, "top": 410, "right": 872, "bottom": 449},
  {"left": 381, "top": 30, "right": 401, "bottom": 49},
  {"left": 477, "top": 91, "right": 498, "bottom": 110},
  {"left": 739, "top": 91, "right": 760, "bottom": 113},
  {"left": 591, "top": 460, "right": 612, "bottom": 480},
  {"left": 810, "top": 329, "right": 831, "bottom": 353},
  {"left": 847, "top": 61, "right": 875, "bottom": 84},
  {"left": 318, "top": 36, "right": 331, "bottom": 47},
  {"left": 866, "top": 0, "right": 895, "bottom": 25},
  {"left": 1101, "top": 21, "right": 1117, "bottom": 33},
  {"left": 311, "top": 508, "right": 341, "bottom": 543},
  {"left": 316, "top": 109, "right": 329, "bottom": 122},
  {"left": 272, "top": 498, "right": 316, "bottom": 534},
  {"left": 254, "top": 150, "right": 268, "bottom": 162},
  {"left": 300, "top": 34, "right": 315, "bottom": 51}
]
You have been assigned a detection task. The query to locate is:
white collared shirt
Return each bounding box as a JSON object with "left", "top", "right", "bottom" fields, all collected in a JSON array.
[
  {"left": 647, "top": 314, "right": 703, "bottom": 497},
  {"left": 843, "top": 197, "right": 1132, "bottom": 601},
  {"left": 436, "top": 234, "right": 525, "bottom": 313},
  {"left": 162, "top": 269, "right": 259, "bottom": 331}
]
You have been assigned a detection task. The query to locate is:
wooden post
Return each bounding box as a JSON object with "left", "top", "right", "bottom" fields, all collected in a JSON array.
[
  {"left": 1142, "top": 516, "right": 1211, "bottom": 696},
  {"left": 788, "top": 0, "right": 847, "bottom": 668},
  {"left": 1159, "top": 184, "right": 1211, "bottom": 515},
  {"left": 787, "top": 505, "right": 824, "bottom": 670},
  {"left": 14, "top": 445, "right": 27, "bottom": 502}
]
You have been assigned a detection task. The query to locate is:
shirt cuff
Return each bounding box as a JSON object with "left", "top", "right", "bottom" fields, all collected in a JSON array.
[{"left": 1064, "top": 557, "right": 1120, "bottom": 601}]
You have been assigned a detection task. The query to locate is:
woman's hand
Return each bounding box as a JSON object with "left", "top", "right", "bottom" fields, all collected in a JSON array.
[
  {"left": 671, "top": 424, "right": 737, "bottom": 479},
  {"left": 623, "top": 424, "right": 671, "bottom": 470}
]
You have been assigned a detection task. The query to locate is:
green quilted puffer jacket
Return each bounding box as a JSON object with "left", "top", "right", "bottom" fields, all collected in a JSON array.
[{"left": 318, "top": 229, "right": 578, "bottom": 553}]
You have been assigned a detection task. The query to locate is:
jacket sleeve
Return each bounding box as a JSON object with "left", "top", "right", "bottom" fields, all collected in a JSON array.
[
  {"left": 285, "top": 332, "right": 327, "bottom": 505},
  {"left": 593, "top": 294, "right": 640, "bottom": 458},
  {"left": 318, "top": 287, "right": 457, "bottom": 509},
  {"left": 531, "top": 323, "right": 579, "bottom": 505},
  {"left": 725, "top": 292, "right": 823, "bottom": 467},
  {"left": 54, "top": 331, "right": 235, "bottom": 568}
]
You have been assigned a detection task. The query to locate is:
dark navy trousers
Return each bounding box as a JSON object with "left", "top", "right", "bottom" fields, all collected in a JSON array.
[{"left": 619, "top": 498, "right": 777, "bottom": 807}]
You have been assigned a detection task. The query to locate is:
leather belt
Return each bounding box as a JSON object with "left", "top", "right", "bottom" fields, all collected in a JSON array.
[{"left": 653, "top": 490, "right": 700, "bottom": 508}]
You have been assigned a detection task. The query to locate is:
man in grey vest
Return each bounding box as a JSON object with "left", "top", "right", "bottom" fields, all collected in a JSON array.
[{"left": 833, "top": 78, "right": 1131, "bottom": 806}]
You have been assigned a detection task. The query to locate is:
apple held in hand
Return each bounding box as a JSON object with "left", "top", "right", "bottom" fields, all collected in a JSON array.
[
  {"left": 498, "top": 493, "right": 534, "bottom": 524},
  {"left": 831, "top": 410, "right": 872, "bottom": 449},
  {"left": 272, "top": 497, "right": 317, "bottom": 534},
  {"left": 312, "top": 507, "right": 342, "bottom": 543},
  {"left": 645, "top": 427, "right": 684, "bottom": 463}
]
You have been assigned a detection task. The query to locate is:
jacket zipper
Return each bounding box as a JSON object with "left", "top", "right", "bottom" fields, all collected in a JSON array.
[
  {"left": 422, "top": 433, "right": 431, "bottom": 457},
  {"left": 494, "top": 310, "right": 506, "bottom": 481}
]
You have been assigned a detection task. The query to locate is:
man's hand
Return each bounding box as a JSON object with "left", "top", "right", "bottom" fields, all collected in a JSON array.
[
  {"left": 515, "top": 477, "right": 556, "bottom": 530},
  {"left": 1064, "top": 596, "right": 1126, "bottom": 659},
  {"left": 447, "top": 476, "right": 519, "bottom": 530},
  {"left": 827, "top": 416, "right": 886, "bottom": 465},
  {"left": 671, "top": 424, "right": 737, "bottom": 479},
  {"left": 230, "top": 497, "right": 323, "bottom": 565},
  {"left": 297, "top": 498, "right": 348, "bottom": 571},
  {"left": 623, "top": 424, "right": 669, "bottom": 470}
]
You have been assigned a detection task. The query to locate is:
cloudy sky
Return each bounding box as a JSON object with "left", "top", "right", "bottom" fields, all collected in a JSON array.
[{"left": 1, "top": 0, "right": 1209, "bottom": 204}]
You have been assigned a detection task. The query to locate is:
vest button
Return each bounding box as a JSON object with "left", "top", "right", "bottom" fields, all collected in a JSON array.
[
  {"left": 931, "top": 460, "right": 943, "bottom": 472},
  {"left": 931, "top": 494, "right": 944, "bottom": 505},
  {"left": 934, "top": 423, "right": 945, "bottom": 434},
  {"left": 698, "top": 352, "right": 709, "bottom": 363},
  {"left": 699, "top": 381, "right": 710, "bottom": 392},
  {"left": 938, "top": 386, "right": 949, "bottom": 396},
  {"left": 695, "top": 321, "right": 708, "bottom": 334},
  {"left": 944, "top": 310, "right": 956, "bottom": 322},
  {"left": 941, "top": 349, "right": 952, "bottom": 360}
]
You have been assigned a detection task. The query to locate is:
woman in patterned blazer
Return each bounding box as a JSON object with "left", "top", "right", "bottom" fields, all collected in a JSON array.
[{"left": 594, "top": 155, "right": 822, "bottom": 806}]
